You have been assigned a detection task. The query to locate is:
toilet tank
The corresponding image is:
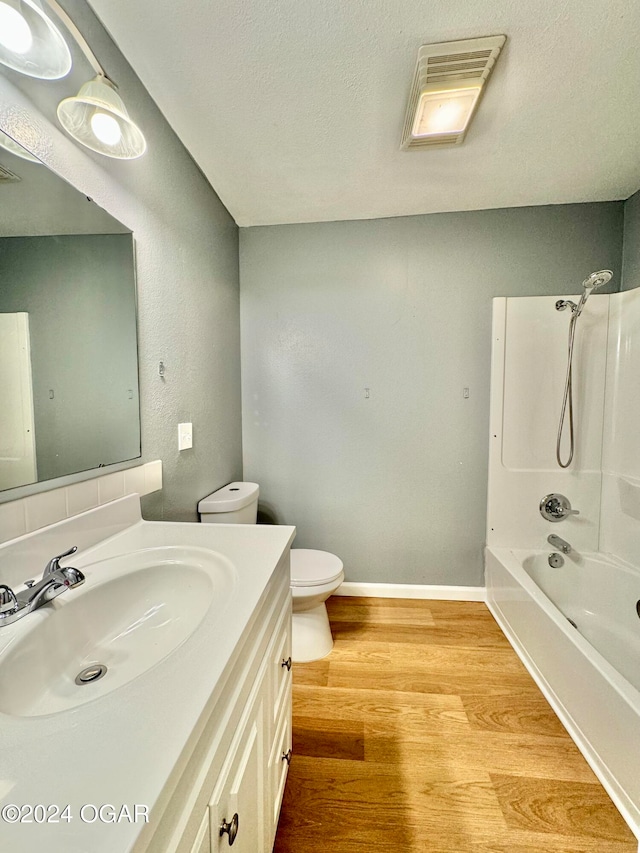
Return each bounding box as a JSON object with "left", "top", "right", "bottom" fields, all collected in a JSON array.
[{"left": 198, "top": 482, "right": 259, "bottom": 524}]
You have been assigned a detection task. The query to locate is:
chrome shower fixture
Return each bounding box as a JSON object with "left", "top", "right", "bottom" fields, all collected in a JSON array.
[
  {"left": 583, "top": 269, "right": 613, "bottom": 291},
  {"left": 555, "top": 270, "right": 613, "bottom": 319},
  {"left": 555, "top": 269, "right": 614, "bottom": 468},
  {"left": 555, "top": 298, "right": 578, "bottom": 314}
]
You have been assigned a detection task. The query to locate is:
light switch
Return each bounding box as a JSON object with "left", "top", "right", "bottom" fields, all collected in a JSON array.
[{"left": 178, "top": 422, "right": 193, "bottom": 451}]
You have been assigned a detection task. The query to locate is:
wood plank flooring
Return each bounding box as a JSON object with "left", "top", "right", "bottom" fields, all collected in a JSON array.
[{"left": 273, "top": 597, "right": 638, "bottom": 853}]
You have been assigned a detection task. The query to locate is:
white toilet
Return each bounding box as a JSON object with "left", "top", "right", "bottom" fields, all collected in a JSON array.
[{"left": 198, "top": 482, "right": 344, "bottom": 662}]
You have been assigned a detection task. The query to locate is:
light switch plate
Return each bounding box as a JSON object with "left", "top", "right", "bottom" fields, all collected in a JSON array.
[{"left": 178, "top": 422, "right": 193, "bottom": 451}]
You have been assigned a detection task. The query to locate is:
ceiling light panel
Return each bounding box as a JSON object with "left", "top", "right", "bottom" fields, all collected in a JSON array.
[{"left": 401, "top": 35, "right": 506, "bottom": 150}]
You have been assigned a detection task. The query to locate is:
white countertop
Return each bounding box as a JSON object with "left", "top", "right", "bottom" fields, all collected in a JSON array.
[{"left": 0, "top": 496, "right": 295, "bottom": 852}]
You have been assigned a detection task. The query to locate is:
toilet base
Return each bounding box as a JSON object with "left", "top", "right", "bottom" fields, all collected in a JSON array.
[{"left": 291, "top": 602, "right": 334, "bottom": 662}]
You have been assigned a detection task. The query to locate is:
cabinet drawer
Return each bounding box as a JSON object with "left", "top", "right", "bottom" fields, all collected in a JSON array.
[{"left": 269, "top": 594, "right": 292, "bottom": 726}]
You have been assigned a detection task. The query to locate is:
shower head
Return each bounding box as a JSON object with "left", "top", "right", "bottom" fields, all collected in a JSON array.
[
  {"left": 582, "top": 270, "right": 613, "bottom": 292},
  {"left": 569, "top": 268, "right": 614, "bottom": 318}
]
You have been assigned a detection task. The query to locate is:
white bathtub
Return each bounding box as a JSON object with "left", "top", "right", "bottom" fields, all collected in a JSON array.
[{"left": 486, "top": 546, "right": 640, "bottom": 846}]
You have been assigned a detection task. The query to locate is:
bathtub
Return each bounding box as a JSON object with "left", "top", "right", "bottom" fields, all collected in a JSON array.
[{"left": 486, "top": 546, "right": 640, "bottom": 845}]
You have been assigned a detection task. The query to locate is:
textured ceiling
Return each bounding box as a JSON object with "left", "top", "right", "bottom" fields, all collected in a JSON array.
[{"left": 88, "top": 0, "right": 640, "bottom": 226}]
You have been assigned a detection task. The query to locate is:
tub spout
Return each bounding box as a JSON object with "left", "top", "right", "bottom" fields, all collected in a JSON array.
[{"left": 547, "top": 534, "right": 571, "bottom": 554}]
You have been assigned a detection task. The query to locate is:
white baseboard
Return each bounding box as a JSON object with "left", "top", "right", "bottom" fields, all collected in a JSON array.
[{"left": 333, "top": 582, "right": 486, "bottom": 602}]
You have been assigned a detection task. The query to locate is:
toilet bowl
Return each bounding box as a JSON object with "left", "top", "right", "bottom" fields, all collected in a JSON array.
[
  {"left": 198, "top": 482, "right": 344, "bottom": 662},
  {"left": 290, "top": 549, "right": 344, "bottom": 662}
]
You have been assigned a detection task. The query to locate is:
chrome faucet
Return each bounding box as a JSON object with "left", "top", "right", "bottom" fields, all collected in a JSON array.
[
  {"left": 0, "top": 546, "right": 85, "bottom": 628},
  {"left": 547, "top": 534, "right": 572, "bottom": 554}
]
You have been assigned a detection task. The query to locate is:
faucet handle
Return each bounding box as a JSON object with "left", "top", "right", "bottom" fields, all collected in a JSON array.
[
  {"left": 0, "top": 585, "right": 18, "bottom": 615},
  {"left": 59, "top": 567, "right": 85, "bottom": 589},
  {"left": 540, "top": 494, "right": 579, "bottom": 523},
  {"left": 42, "top": 545, "right": 78, "bottom": 578}
]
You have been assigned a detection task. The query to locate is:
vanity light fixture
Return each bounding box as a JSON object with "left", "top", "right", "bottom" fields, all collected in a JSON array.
[
  {"left": 0, "top": 0, "right": 147, "bottom": 159},
  {"left": 44, "top": 0, "right": 147, "bottom": 159},
  {"left": 401, "top": 35, "right": 506, "bottom": 150},
  {"left": 0, "top": 0, "right": 71, "bottom": 79},
  {"left": 57, "top": 75, "right": 147, "bottom": 159}
]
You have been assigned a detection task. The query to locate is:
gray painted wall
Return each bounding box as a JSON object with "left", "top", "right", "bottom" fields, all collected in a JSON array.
[
  {"left": 0, "top": 154, "right": 128, "bottom": 236},
  {"left": 0, "top": 234, "right": 139, "bottom": 481},
  {"left": 623, "top": 190, "right": 640, "bottom": 291},
  {"left": 240, "top": 203, "right": 623, "bottom": 586},
  {"left": 0, "top": 0, "right": 242, "bottom": 521}
]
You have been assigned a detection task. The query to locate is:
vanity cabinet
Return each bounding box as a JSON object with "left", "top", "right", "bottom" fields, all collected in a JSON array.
[
  {"left": 190, "top": 817, "right": 210, "bottom": 853},
  {"left": 144, "top": 561, "right": 293, "bottom": 853},
  {"left": 0, "top": 497, "right": 296, "bottom": 853}
]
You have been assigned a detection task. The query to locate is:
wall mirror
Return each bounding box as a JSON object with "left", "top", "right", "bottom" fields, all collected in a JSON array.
[{"left": 0, "top": 131, "right": 141, "bottom": 498}]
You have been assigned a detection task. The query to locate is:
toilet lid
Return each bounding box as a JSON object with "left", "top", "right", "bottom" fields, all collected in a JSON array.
[{"left": 290, "top": 549, "right": 344, "bottom": 587}]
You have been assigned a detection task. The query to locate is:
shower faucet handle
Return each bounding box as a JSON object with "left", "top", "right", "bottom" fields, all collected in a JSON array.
[{"left": 540, "top": 494, "right": 579, "bottom": 523}]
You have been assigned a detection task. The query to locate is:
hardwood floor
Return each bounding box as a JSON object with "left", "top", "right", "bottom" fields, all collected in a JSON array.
[{"left": 273, "top": 597, "right": 638, "bottom": 853}]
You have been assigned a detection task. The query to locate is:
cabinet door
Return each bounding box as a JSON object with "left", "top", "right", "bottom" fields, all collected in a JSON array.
[
  {"left": 267, "top": 702, "right": 292, "bottom": 846},
  {"left": 190, "top": 813, "right": 211, "bottom": 853},
  {"left": 209, "top": 690, "right": 266, "bottom": 853},
  {"left": 265, "top": 593, "right": 293, "bottom": 849},
  {"left": 270, "top": 595, "right": 292, "bottom": 728}
]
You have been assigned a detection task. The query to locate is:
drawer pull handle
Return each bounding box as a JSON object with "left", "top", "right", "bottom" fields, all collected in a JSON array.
[
  {"left": 219, "top": 812, "right": 239, "bottom": 845},
  {"left": 282, "top": 749, "right": 293, "bottom": 765},
  {"left": 281, "top": 657, "right": 292, "bottom": 671}
]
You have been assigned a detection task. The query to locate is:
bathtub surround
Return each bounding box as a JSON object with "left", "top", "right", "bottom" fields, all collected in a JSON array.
[
  {"left": 240, "top": 203, "right": 622, "bottom": 588},
  {"left": 486, "top": 295, "right": 609, "bottom": 551},
  {"left": 486, "top": 284, "right": 640, "bottom": 566},
  {"left": 608, "top": 192, "right": 640, "bottom": 564},
  {"left": 622, "top": 190, "right": 640, "bottom": 291},
  {"left": 600, "top": 286, "right": 640, "bottom": 568},
  {"left": 0, "top": 0, "right": 242, "bottom": 522}
]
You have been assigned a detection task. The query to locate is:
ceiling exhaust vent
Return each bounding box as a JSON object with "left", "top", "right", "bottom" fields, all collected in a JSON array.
[
  {"left": 0, "top": 163, "right": 21, "bottom": 183},
  {"left": 401, "top": 35, "right": 506, "bottom": 150}
]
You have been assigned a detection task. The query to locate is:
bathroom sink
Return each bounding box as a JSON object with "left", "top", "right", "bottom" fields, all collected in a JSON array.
[{"left": 0, "top": 546, "right": 236, "bottom": 717}]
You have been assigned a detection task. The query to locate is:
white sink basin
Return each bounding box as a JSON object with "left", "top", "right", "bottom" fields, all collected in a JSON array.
[{"left": 0, "top": 546, "right": 236, "bottom": 717}]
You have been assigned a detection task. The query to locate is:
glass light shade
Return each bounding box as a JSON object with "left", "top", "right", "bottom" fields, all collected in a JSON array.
[
  {"left": 0, "top": 128, "right": 40, "bottom": 162},
  {"left": 0, "top": 0, "right": 71, "bottom": 79},
  {"left": 412, "top": 87, "right": 481, "bottom": 138},
  {"left": 0, "top": 4, "right": 33, "bottom": 53},
  {"left": 57, "top": 76, "right": 147, "bottom": 159}
]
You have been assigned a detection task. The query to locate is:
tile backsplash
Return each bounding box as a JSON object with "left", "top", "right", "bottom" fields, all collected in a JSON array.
[{"left": 0, "top": 461, "right": 162, "bottom": 545}]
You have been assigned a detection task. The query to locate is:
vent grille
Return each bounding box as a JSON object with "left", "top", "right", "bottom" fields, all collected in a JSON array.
[
  {"left": 401, "top": 36, "right": 506, "bottom": 150},
  {"left": 406, "top": 133, "right": 462, "bottom": 150},
  {"left": 0, "top": 164, "right": 21, "bottom": 183}
]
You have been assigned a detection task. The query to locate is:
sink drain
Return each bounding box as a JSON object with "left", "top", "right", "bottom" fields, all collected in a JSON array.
[
  {"left": 566, "top": 617, "right": 578, "bottom": 629},
  {"left": 75, "top": 664, "right": 107, "bottom": 685}
]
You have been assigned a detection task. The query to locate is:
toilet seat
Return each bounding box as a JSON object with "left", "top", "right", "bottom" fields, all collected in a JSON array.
[{"left": 290, "top": 549, "right": 343, "bottom": 587}]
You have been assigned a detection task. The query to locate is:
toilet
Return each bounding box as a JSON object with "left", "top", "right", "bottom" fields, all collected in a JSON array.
[{"left": 198, "top": 482, "right": 344, "bottom": 662}]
